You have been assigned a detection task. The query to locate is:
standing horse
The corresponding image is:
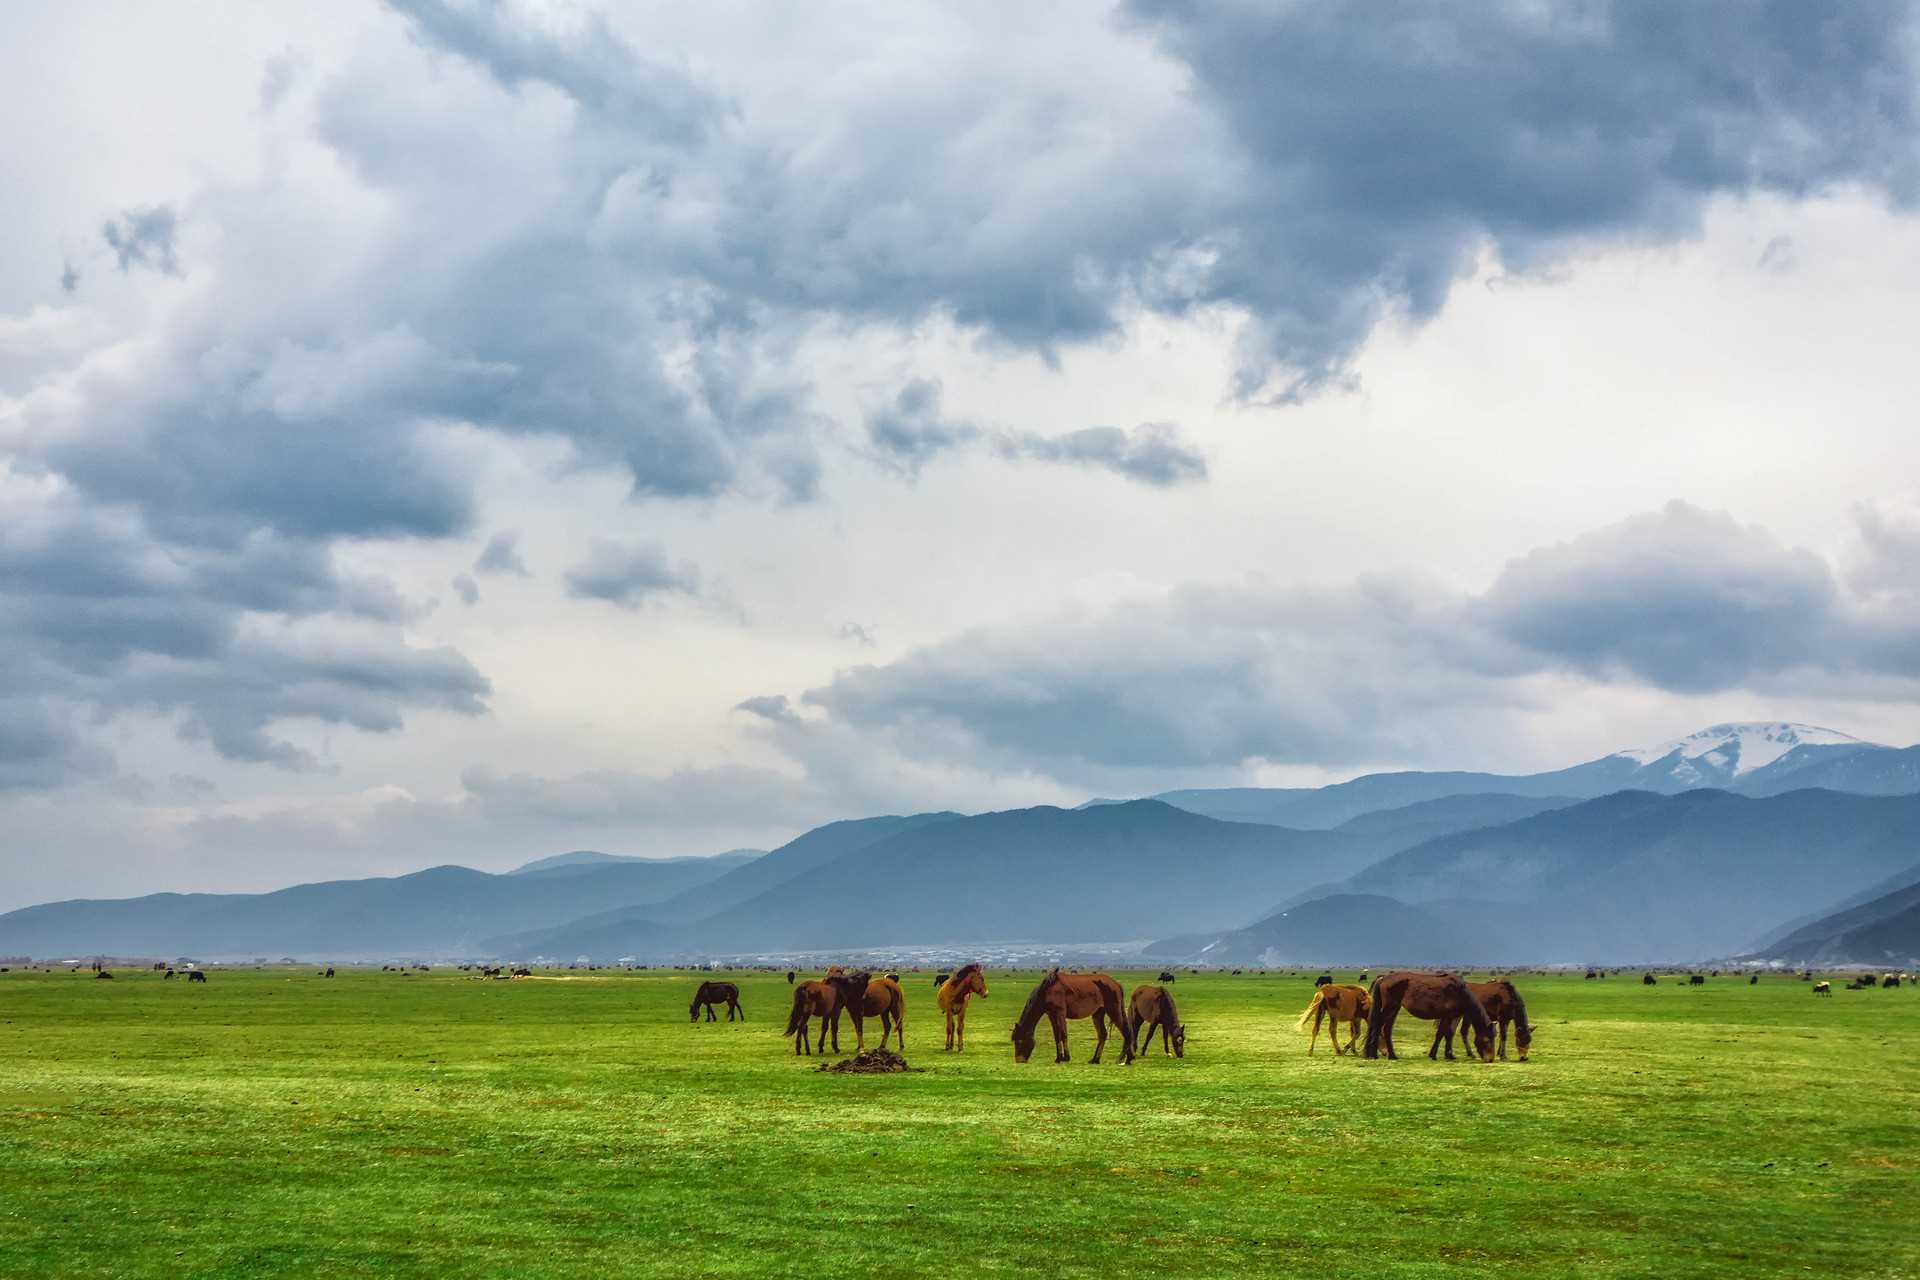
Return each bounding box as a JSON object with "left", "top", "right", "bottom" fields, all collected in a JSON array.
[
  {"left": 1428, "top": 980, "right": 1532, "bottom": 1060},
  {"left": 1296, "top": 983, "right": 1371, "bottom": 1055},
  {"left": 1128, "top": 984, "right": 1185, "bottom": 1058},
  {"left": 689, "top": 980, "right": 743, "bottom": 1023},
  {"left": 784, "top": 972, "right": 870, "bottom": 1056},
  {"left": 937, "top": 964, "right": 989, "bottom": 1051},
  {"left": 1363, "top": 972, "right": 1493, "bottom": 1061},
  {"left": 1011, "top": 969, "right": 1134, "bottom": 1065},
  {"left": 838, "top": 975, "right": 906, "bottom": 1051}
]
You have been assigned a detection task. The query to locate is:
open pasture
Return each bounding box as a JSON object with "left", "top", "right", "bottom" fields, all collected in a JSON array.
[{"left": 2, "top": 967, "right": 1915, "bottom": 1278}]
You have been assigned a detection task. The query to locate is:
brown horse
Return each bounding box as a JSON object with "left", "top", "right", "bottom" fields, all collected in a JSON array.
[
  {"left": 837, "top": 975, "right": 906, "bottom": 1051},
  {"left": 1127, "top": 984, "right": 1185, "bottom": 1058},
  {"left": 938, "top": 964, "right": 989, "bottom": 1051},
  {"left": 1363, "top": 972, "right": 1493, "bottom": 1061},
  {"left": 784, "top": 972, "right": 870, "bottom": 1055},
  {"left": 1296, "top": 983, "right": 1371, "bottom": 1055},
  {"left": 1011, "top": 968, "right": 1134, "bottom": 1065},
  {"left": 1429, "top": 980, "right": 1532, "bottom": 1060},
  {"left": 689, "top": 980, "right": 743, "bottom": 1023}
]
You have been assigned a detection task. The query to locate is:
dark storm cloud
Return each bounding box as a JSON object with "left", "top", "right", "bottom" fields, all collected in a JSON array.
[
  {"left": 867, "top": 379, "right": 1207, "bottom": 486},
  {"left": 101, "top": 206, "right": 181, "bottom": 275},
  {"left": 795, "top": 504, "right": 1920, "bottom": 777},
  {"left": 1122, "top": 0, "right": 1920, "bottom": 398},
  {"left": 0, "top": 702, "right": 115, "bottom": 791},
  {"left": 0, "top": 489, "right": 488, "bottom": 775},
  {"left": 563, "top": 539, "right": 701, "bottom": 608}
]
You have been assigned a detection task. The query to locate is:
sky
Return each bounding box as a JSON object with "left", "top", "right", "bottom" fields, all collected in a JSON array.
[{"left": 5, "top": 1, "right": 1920, "bottom": 909}]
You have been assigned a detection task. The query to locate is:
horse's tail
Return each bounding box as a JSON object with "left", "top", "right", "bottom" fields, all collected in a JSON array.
[
  {"left": 784, "top": 987, "right": 809, "bottom": 1037},
  {"left": 1296, "top": 988, "right": 1328, "bottom": 1032}
]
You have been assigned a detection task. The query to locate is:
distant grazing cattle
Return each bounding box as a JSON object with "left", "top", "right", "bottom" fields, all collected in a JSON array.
[
  {"left": 325, "top": 967, "right": 335, "bottom": 978},
  {"left": 1643, "top": 973, "right": 1657, "bottom": 986},
  {"left": 153, "top": 962, "right": 167, "bottom": 971},
  {"left": 1813, "top": 981, "right": 1831, "bottom": 995},
  {"left": 1749, "top": 975, "right": 1759, "bottom": 985},
  {"left": 934, "top": 971, "right": 950, "bottom": 988},
  {"left": 1884, "top": 975, "right": 1901, "bottom": 989},
  {"left": 886, "top": 973, "right": 900, "bottom": 983},
  {"left": 1314, "top": 973, "right": 1333, "bottom": 987},
  {"left": 1158, "top": 971, "right": 1177, "bottom": 984},
  {"left": 164, "top": 969, "right": 175, "bottom": 979},
  {"left": 1688, "top": 974, "right": 1705, "bottom": 986},
  {"left": 512, "top": 968, "right": 531, "bottom": 977},
  {"left": 95, "top": 970, "right": 113, "bottom": 980},
  {"left": 187, "top": 970, "right": 207, "bottom": 983},
  {"left": 786, "top": 971, "right": 795, "bottom": 985}
]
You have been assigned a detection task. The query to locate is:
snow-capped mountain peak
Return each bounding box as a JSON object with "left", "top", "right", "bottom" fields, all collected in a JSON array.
[{"left": 1611, "top": 723, "right": 1878, "bottom": 777}]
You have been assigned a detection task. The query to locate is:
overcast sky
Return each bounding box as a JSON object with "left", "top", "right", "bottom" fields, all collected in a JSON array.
[{"left": 6, "top": 1, "right": 1920, "bottom": 909}]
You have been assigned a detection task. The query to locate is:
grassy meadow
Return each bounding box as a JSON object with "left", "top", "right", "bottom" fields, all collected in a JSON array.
[{"left": 2, "top": 965, "right": 1915, "bottom": 1279}]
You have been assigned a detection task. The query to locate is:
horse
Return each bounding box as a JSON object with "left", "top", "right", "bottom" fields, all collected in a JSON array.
[
  {"left": 1429, "top": 980, "right": 1533, "bottom": 1061},
  {"left": 1011, "top": 968, "right": 1134, "bottom": 1065},
  {"left": 1363, "top": 972, "right": 1493, "bottom": 1061},
  {"left": 838, "top": 975, "right": 906, "bottom": 1051},
  {"left": 1128, "top": 984, "right": 1185, "bottom": 1058},
  {"left": 689, "top": 981, "right": 743, "bottom": 1023},
  {"left": 784, "top": 972, "right": 870, "bottom": 1056},
  {"left": 938, "top": 964, "right": 989, "bottom": 1051},
  {"left": 1296, "top": 983, "right": 1371, "bottom": 1055}
]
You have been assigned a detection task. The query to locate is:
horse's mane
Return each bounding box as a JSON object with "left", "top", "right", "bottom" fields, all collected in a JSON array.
[
  {"left": 1503, "top": 981, "right": 1532, "bottom": 1046},
  {"left": 1453, "top": 975, "right": 1494, "bottom": 1035},
  {"left": 1158, "top": 985, "right": 1181, "bottom": 1029},
  {"left": 940, "top": 963, "right": 982, "bottom": 1001},
  {"left": 1015, "top": 968, "right": 1060, "bottom": 1032}
]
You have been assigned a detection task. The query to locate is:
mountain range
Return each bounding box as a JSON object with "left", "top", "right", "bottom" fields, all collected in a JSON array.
[{"left": 5, "top": 722, "right": 1917, "bottom": 965}]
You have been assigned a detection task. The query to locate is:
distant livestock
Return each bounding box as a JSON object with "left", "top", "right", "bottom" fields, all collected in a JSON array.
[
  {"left": 1750, "top": 975, "right": 1759, "bottom": 985},
  {"left": 786, "top": 971, "right": 795, "bottom": 985},
  {"left": 187, "top": 970, "right": 207, "bottom": 983},
  {"left": 95, "top": 970, "right": 113, "bottom": 980},
  {"left": 1157, "top": 970, "right": 1177, "bottom": 984},
  {"left": 1314, "top": 973, "right": 1333, "bottom": 988},
  {"left": 1688, "top": 974, "right": 1705, "bottom": 986},
  {"left": 1884, "top": 975, "right": 1902, "bottom": 989},
  {"left": 1813, "top": 982, "right": 1831, "bottom": 995},
  {"left": 1643, "top": 973, "right": 1657, "bottom": 986}
]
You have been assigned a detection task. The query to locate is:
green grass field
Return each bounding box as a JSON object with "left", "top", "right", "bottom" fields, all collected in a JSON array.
[{"left": 2, "top": 966, "right": 1915, "bottom": 1278}]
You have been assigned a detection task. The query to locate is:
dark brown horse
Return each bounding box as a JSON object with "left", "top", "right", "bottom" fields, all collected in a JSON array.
[
  {"left": 837, "top": 974, "right": 906, "bottom": 1051},
  {"left": 1011, "top": 969, "right": 1134, "bottom": 1064},
  {"left": 937, "top": 964, "right": 989, "bottom": 1051},
  {"left": 1127, "top": 984, "right": 1185, "bottom": 1058},
  {"left": 1363, "top": 972, "right": 1493, "bottom": 1061},
  {"left": 1429, "top": 980, "right": 1532, "bottom": 1060},
  {"left": 784, "top": 972, "right": 870, "bottom": 1055},
  {"left": 689, "top": 980, "right": 743, "bottom": 1023}
]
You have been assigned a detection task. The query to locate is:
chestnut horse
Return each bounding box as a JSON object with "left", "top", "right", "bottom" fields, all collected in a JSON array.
[
  {"left": 837, "top": 974, "right": 906, "bottom": 1052},
  {"left": 689, "top": 980, "right": 743, "bottom": 1023},
  {"left": 1429, "top": 980, "right": 1533, "bottom": 1060},
  {"left": 938, "top": 964, "right": 989, "bottom": 1051},
  {"left": 1127, "top": 984, "right": 1185, "bottom": 1057},
  {"left": 1296, "top": 982, "right": 1371, "bottom": 1055},
  {"left": 1363, "top": 972, "right": 1494, "bottom": 1061},
  {"left": 784, "top": 972, "right": 871, "bottom": 1055},
  {"left": 1011, "top": 968, "right": 1134, "bottom": 1064}
]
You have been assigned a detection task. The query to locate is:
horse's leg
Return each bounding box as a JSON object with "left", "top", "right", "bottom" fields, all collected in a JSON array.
[
  {"left": 956, "top": 1005, "right": 966, "bottom": 1052},
  {"left": 1498, "top": 1017, "right": 1508, "bottom": 1060},
  {"left": 1049, "top": 1010, "right": 1070, "bottom": 1062},
  {"left": 1091, "top": 1010, "right": 1109, "bottom": 1064},
  {"left": 895, "top": 1004, "right": 905, "bottom": 1053},
  {"left": 1310, "top": 1003, "right": 1323, "bottom": 1055},
  {"left": 1137, "top": 1017, "right": 1157, "bottom": 1054},
  {"left": 944, "top": 1008, "right": 954, "bottom": 1051},
  {"left": 1429, "top": 1019, "right": 1443, "bottom": 1060}
]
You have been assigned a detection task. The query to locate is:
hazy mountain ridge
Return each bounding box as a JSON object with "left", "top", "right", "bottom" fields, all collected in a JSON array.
[{"left": 1746, "top": 877, "right": 1920, "bottom": 966}]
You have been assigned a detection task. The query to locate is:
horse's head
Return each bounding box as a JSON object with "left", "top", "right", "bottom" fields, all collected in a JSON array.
[
  {"left": 969, "top": 969, "right": 989, "bottom": 998},
  {"left": 1512, "top": 1024, "right": 1532, "bottom": 1061},
  {"left": 1471, "top": 1025, "right": 1496, "bottom": 1061},
  {"left": 1172, "top": 1024, "right": 1186, "bottom": 1058},
  {"left": 1012, "top": 1022, "right": 1035, "bottom": 1063}
]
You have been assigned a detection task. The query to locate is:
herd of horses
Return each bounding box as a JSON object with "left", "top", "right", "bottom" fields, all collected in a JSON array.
[{"left": 690, "top": 965, "right": 1535, "bottom": 1064}]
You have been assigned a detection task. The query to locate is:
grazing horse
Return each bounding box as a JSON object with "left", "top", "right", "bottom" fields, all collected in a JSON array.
[
  {"left": 1128, "top": 984, "right": 1185, "bottom": 1058},
  {"left": 1296, "top": 983, "right": 1371, "bottom": 1055},
  {"left": 1430, "top": 980, "right": 1533, "bottom": 1060},
  {"left": 838, "top": 975, "right": 907, "bottom": 1051},
  {"left": 1011, "top": 968, "right": 1134, "bottom": 1065},
  {"left": 1363, "top": 972, "right": 1493, "bottom": 1061},
  {"left": 937, "top": 964, "right": 989, "bottom": 1051},
  {"left": 689, "top": 981, "right": 743, "bottom": 1023}
]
